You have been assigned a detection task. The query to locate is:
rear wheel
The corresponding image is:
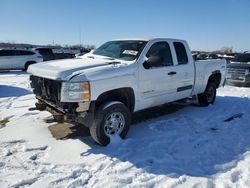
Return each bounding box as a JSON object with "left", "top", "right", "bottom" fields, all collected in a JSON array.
[
  {"left": 90, "top": 102, "right": 131, "bottom": 146},
  {"left": 23, "top": 61, "right": 36, "bottom": 71},
  {"left": 198, "top": 82, "right": 217, "bottom": 106}
]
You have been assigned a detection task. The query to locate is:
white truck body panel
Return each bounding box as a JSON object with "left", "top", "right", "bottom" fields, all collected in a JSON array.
[
  {"left": 193, "top": 60, "right": 226, "bottom": 95},
  {"left": 27, "top": 57, "right": 131, "bottom": 80}
]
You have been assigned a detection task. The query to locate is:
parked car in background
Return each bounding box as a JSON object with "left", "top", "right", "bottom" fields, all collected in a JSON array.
[
  {"left": 226, "top": 53, "right": 250, "bottom": 86},
  {"left": 75, "top": 48, "right": 91, "bottom": 57},
  {"left": 0, "top": 49, "right": 43, "bottom": 71},
  {"left": 34, "top": 47, "right": 75, "bottom": 61},
  {"left": 218, "top": 53, "right": 236, "bottom": 63},
  {"left": 54, "top": 52, "right": 75, "bottom": 59},
  {"left": 34, "top": 48, "right": 55, "bottom": 61},
  {"left": 196, "top": 53, "right": 208, "bottom": 60},
  {"left": 207, "top": 53, "right": 219, "bottom": 59}
]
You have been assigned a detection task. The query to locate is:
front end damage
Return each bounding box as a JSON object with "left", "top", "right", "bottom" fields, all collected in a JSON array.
[{"left": 30, "top": 75, "right": 94, "bottom": 126}]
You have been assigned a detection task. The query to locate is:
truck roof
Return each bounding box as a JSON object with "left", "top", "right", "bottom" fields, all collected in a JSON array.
[
  {"left": 0, "top": 48, "right": 38, "bottom": 53},
  {"left": 110, "top": 38, "right": 186, "bottom": 42}
]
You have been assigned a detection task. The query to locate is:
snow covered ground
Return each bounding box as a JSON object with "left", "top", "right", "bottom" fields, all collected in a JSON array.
[{"left": 1, "top": 71, "right": 250, "bottom": 188}]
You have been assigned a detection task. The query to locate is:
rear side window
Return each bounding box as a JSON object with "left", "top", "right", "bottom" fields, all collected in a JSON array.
[
  {"left": 0, "top": 50, "right": 15, "bottom": 56},
  {"left": 174, "top": 42, "right": 188, "bottom": 64}
]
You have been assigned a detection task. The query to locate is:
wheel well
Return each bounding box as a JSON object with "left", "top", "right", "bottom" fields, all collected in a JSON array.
[
  {"left": 208, "top": 71, "right": 221, "bottom": 88},
  {"left": 95, "top": 88, "right": 135, "bottom": 112},
  {"left": 25, "top": 61, "right": 37, "bottom": 68}
]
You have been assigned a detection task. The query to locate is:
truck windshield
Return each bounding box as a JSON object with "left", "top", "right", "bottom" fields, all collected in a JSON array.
[
  {"left": 232, "top": 53, "right": 250, "bottom": 63},
  {"left": 93, "top": 40, "right": 147, "bottom": 61}
]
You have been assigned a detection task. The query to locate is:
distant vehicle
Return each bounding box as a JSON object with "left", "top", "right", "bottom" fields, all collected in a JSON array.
[
  {"left": 226, "top": 53, "right": 250, "bottom": 86},
  {"left": 54, "top": 52, "right": 75, "bottom": 59},
  {"left": 0, "top": 49, "right": 43, "bottom": 71},
  {"left": 196, "top": 53, "right": 208, "bottom": 60},
  {"left": 34, "top": 48, "right": 75, "bottom": 61},
  {"left": 217, "top": 53, "right": 236, "bottom": 63},
  {"left": 75, "top": 48, "right": 91, "bottom": 57},
  {"left": 34, "top": 48, "right": 55, "bottom": 61},
  {"left": 206, "top": 54, "right": 219, "bottom": 59},
  {"left": 28, "top": 38, "right": 226, "bottom": 146}
]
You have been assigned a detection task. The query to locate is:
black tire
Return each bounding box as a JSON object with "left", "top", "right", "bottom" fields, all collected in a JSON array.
[
  {"left": 90, "top": 102, "right": 131, "bottom": 146},
  {"left": 198, "top": 82, "right": 217, "bottom": 106}
]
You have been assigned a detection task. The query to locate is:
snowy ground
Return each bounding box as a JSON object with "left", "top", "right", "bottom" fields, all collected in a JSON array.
[{"left": 1, "top": 71, "right": 250, "bottom": 188}]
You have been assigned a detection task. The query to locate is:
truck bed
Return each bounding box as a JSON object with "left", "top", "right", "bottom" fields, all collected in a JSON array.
[{"left": 193, "top": 59, "right": 226, "bottom": 95}]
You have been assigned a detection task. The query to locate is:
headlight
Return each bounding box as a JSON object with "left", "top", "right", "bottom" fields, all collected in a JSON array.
[{"left": 61, "top": 82, "right": 90, "bottom": 102}]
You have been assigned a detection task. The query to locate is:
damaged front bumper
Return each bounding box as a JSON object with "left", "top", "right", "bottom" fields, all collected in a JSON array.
[
  {"left": 30, "top": 75, "right": 95, "bottom": 126},
  {"left": 34, "top": 98, "right": 95, "bottom": 127}
]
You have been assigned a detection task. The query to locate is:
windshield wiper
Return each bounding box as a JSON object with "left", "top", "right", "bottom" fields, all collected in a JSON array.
[
  {"left": 108, "top": 61, "right": 121, "bottom": 65},
  {"left": 90, "top": 54, "right": 115, "bottom": 60},
  {"left": 88, "top": 54, "right": 120, "bottom": 63}
]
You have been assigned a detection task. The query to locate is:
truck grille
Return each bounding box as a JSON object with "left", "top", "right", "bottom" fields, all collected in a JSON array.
[
  {"left": 227, "top": 68, "right": 246, "bottom": 80},
  {"left": 30, "top": 75, "right": 61, "bottom": 104}
]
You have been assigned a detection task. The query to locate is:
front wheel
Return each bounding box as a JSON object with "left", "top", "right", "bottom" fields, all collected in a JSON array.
[
  {"left": 198, "top": 82, "right": 217, "bottom": 106},
  {"left": 89, "top": 102, "right": 131, "bottom": 146}
]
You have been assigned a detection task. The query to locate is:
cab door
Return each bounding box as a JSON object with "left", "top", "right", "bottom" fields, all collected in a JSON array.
[
  {"left": 171, "top": 41, "right": 195, "bottom": 99},
  {"left": 138, "top": 41, "right": 179, "bottom": 109},
  {"left": 0, "top": 50, "right": 16, "bottom": 69}
]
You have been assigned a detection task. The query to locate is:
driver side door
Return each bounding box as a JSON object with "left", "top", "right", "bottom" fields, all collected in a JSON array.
[{"left": 138, "top": 41, "right": 178, "bottom": 108}]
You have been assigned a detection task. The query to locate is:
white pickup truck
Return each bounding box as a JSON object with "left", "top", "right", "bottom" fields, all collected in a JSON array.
[{"left": 28, "top": 38, "right": 226, "bottom": 145}]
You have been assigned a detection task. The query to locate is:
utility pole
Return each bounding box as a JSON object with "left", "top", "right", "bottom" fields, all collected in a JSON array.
[{"left": 79, "top": 27, "right": 82, "bottom": 47}]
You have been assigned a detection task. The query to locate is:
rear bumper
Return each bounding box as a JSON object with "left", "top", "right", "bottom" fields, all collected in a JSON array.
[
  {"left": 226, "top": 80, "right": 250, "bottom": 87},
  {"left": 226, "top": 75, "right": 250, "bottom": 87},
  {"left": 226, "top": 67, "right": 250, "bottom": 86}
]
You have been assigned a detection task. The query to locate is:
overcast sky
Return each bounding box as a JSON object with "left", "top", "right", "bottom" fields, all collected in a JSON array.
[{"left": 1, "top": 0, "right": 250, "bottom": 51}]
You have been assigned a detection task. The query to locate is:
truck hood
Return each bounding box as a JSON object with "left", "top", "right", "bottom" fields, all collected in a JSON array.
[{"left": 27, "top": 57, "right": 128, "bottom": 80}]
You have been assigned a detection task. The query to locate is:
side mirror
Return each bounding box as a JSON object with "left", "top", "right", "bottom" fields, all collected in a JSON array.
[{"left": 143, "top": 56, "right": 162, "bottom": 69}]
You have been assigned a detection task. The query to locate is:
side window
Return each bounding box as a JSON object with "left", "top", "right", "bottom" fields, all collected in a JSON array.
[
  {"left": 15, "top": 50, "right": 35, "bottom": 56},
  {"left": 146, "top": 42, "right": 173, "bottom": 67},
  {"left": 14, "top": 50, "right": 22, "bottom": 56},
  {"left": 0, "top": 50, "right": 15, "bottom": 56},
  {"left": 174, "top": 42, "right": 188, "bottom": 64},
  {"left": 0, "top": 50, "right": 6, "bottom": 56}
]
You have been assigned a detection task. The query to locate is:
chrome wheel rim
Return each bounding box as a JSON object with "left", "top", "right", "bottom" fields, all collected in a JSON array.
[
  {"left": 104, "top": 112, "right": 125, "bottom": 136},
  {"left": 207, "top": 87, "right": 215, "bottom": 103}
]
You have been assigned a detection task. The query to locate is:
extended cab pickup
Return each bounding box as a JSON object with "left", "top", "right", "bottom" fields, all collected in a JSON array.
[{"left": 28, "top": 38, "right": 226, "bottom": 145}]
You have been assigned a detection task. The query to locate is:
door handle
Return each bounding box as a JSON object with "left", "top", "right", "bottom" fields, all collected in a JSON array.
[{"left": 168, "top": 71, "right": 176, "bottom": 75}]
